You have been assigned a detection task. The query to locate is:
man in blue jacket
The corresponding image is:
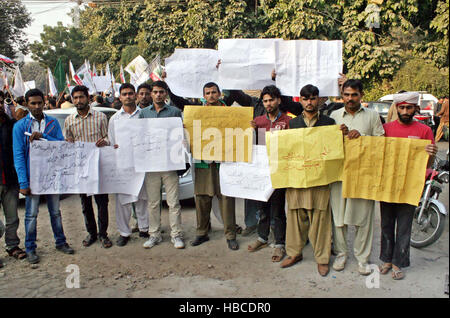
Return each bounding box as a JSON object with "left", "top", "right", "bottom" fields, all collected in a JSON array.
[{"left": 12, "top": 89, "right": 74, "bottom": 264}]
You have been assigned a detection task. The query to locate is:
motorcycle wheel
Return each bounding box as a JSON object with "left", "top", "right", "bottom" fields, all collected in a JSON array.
[{"left": 411, "top": 202, "right": 446, "bottom": 248}]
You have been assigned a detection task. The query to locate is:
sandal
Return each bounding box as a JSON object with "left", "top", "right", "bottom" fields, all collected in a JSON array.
[
  {"left": 247, "top": 240, "right": 268, "bottom": 252},
  {"left": 7, "top": 246, "right": 27, "bottom": 260},
  {"left": 392, "top": 268, "right": 404, "bottom": 280},
  {"left": 82, "top": 235, "right": 97, "bottom": 247},
  {"left": 379, "top": 263, "right": 392, "bottom": 275},
  {"left": 100, "top": 236, "right": 113, "bottom": 248},
  {"left": 272, "top": 246, "right": 286, "bottom": 262}
]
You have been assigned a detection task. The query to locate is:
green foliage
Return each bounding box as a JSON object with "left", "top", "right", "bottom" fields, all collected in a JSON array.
[
  {"left": 21, "top": 62, "right": 46, "bottom": 92},
  {"left": 0, "top": 0, "right": 31, "bottom": 58},
  {"left": 364, "top": 56, "right": 449, "bottom": 101},
  {"left": 29, "top": 22, "right": 85, "bottom": 73}
]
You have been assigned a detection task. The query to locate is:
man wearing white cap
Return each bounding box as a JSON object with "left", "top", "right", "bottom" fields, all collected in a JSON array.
[{"left": 379, "top": 91, "right": 437, "bottom": 280}]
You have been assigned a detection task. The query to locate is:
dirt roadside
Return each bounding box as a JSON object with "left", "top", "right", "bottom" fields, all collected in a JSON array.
[{"left": 0, "top": 145, "right": 448, "bottom": 298}]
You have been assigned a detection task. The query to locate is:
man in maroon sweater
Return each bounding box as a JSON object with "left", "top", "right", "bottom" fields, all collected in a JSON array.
[{"left": 247, "top": 85, "right": 291, "bottom": 263}]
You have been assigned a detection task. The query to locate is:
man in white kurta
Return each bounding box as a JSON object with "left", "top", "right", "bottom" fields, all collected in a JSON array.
[
  {"left": 330, "top": 79, "right": 385, "bottom": 275},
  {"left": 108, "top": 83, "right": 149, "bottom": 246}
]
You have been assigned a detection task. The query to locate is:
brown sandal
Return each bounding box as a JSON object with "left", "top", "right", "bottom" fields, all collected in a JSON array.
[
  {"left": 247, "top": 240, "right": 268, "bottom": 252},
  {"left": 272, "top": 247, "right": 286, "bottom": 262},
  {"left": 7, "top": 247, "right": 27, "bottom": 260},
  {"left": 379, "top": 263, "right": 392, "bottom": 275},
  {"left": 392, "top": 268, "right": 404, "bottom": 280}
]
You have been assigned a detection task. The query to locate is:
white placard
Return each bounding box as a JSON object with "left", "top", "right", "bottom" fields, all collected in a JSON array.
[
  {"left": 30, "top": 141, "right": 99, "bottom": 194},
  {"left": 125, "top": 55, "right": 150, "bottom": 86},
  {"left": 165, "top": 48, "right": 219, "bottom": 98},
  {"left": 275, "top": 40, "right": 343, "bottom": 97},
  {"left": 97, "top": 146, "right": 145, "bottom": 196},
  {"left": 93, "top": 76, "right": 112, "bottom": 93},
  {"left": 219, "top": 145, "right": 274, "bottom": 202},
  {"left": 218, "top": 38, "right": 281, "bottom": 90},
  {"left": 114, "top": 117, "right": 187, "bottom": 172}
]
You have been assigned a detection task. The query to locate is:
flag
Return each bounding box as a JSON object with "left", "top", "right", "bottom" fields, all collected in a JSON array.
[
  {"left": 54, "top": 58, "right": 65, "bottom": 93},
  {"left": 0, "top": 54, "right": 14, "bottom": 64},
  {"left": 111, "top": 70, "right": 117, "bottom": 94},
  {"left": 149, "top": 54, "right": 163, "bottom": 81},
  {"left": 100, "top": 68, "right": 104, "bottom": 76},
  {"left": 12, "top": 66, "right": 26, "bottom": 97},
  {"left": 119, "top": 65, "right": 125, "bottom": 83},
  {"left": 70, "top": 60, "right": 83, "bottom": 85},
  {"left": 92, "top": 63, "right": 97, "bottom": 77},
  {"left": 125, "top": 55, "right": 150, "bottom": 85},
  {"left": 81, "top": 60, "right": 97, "bottom": 93},
  {"left": 48, "top": 68, "right": 58, "bottom": 97},
  {"left": 66, "top": 73, "right": 71, "bottom": 89}
]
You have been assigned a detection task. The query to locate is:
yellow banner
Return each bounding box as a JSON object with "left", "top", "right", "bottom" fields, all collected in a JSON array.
[
  {"left": 266, "top": 125, "right": 344, "bottom": 188},
  {"left": 342, "top": 136, "right": 430, "bottom": 206},
  {"left": 183, "top": 106, "right": 254, "bottom": 162}
]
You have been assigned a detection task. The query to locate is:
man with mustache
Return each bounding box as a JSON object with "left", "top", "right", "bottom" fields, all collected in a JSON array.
[
  {"left": 64, "top": 85, "right": 112, "bottom": 249},
  {"left": 379, "top": 91, "right": 437, "bottom": 280},
  {"left": 329, "top": 79, "right": 385, "bottom": 275}
]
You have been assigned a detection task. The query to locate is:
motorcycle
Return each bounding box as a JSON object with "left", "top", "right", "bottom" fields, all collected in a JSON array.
[{"left": 411, "top": 150, "right": 449, "bottom": 248}]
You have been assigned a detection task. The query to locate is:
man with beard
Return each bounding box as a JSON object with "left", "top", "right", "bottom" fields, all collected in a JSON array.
[
  {"left": 280, "top": 85, "right": 337, "bottom": 276},
  {"left": 13, "top": 89, "right": 74, "bottom": 264},
  {"left": 329, "top": 79, "right": 385, "bottom": 275},
  {"left": 64, "top": 85, "right": 112, "bottom": 249},
  {"left": 379, "top": 92, "right": 437, "bottom": 280},
  {"left": 136, "top": 83, "right": 152, "bottom": 109},
  {"left": 247, "top": 85, "right": 290, "bottom": 261}
]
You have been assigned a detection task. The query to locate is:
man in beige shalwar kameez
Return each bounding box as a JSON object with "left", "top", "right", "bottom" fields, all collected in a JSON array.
[{"left": 330, "top": 79, "right": 385, "bottom": 275}]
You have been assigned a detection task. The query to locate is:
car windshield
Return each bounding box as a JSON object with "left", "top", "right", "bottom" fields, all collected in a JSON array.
[{"left": 369, "top": 102, "right": 390, "bottom": 113}]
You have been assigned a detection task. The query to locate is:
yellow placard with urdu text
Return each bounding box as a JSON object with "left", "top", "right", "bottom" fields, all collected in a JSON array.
[
  {"left": 266, "top": 125, "right": 344, "bottom": 188},
  {"left": 342, "top": 136, "right": 430, "bottom": 206},
  {"left": 183, "top": 106, "right": 253, "bottom": 162}
]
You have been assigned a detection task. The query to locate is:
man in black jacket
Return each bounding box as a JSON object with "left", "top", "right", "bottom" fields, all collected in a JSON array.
[
  {"left": 0, "top": 96, "right": 26, "bottom": 267},
  {"left": 281, "top": 84, "right": 337, "bottom": 277}
]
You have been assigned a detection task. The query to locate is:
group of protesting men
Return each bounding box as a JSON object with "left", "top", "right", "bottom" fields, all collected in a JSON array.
[{"left": 0, "top": 67, "right": 439, "bottom": 281}]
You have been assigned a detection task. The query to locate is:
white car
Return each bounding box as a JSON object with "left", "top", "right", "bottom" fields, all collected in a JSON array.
[
  {"left": 378, "top": 91, "right": 438, "bottom": 116},
  {"left": 21, "top": 106, "right": 194, "bottom": 201}
]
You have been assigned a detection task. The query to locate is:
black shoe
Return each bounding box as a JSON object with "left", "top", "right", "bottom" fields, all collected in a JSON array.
[
  {"left": 190, "top": 235, "right": 209, "bottom": 246},
  {"left": 82, "top": 234, "right": 97, "bottom": 247},
  {"left": 116, "top": 235, "right": 129, "bottom": 247},
  {"left": 227, "top": 239, "right": 239, "bottom": 250},
  {"left": 56, "top": 243, "right": 75, "bottom": 254},
  {"left": 139, "top": 231, "right": 150, "bottom": 238},
  {"left": 27, "top": 251, "right": 40, "bottom": 264}
]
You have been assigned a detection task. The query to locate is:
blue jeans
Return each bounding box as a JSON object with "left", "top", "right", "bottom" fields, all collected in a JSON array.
[
  {"left": 244, "top": 199, "right": 260, "bottom": 228},
  {"left": 25, "top": 194, "right": 67, "bottom": 253}
]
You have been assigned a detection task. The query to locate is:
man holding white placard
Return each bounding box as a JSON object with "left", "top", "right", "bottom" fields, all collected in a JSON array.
[
  {"left": 139, "top": 81, "right": 185, "bottom": 250},
  {"left": 108, "top": 83, "right": 150, "bottom": 247}
]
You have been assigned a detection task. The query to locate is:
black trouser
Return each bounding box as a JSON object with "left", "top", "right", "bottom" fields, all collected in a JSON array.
[
  {"left": 80, "top": 194, "right": 109, "bottom": 238},
  {"left": 257, "top": 189, "right": 286, "bottom": 245},
  {"left": 380, "top": 202, "right": 415, "bottom": 268}
]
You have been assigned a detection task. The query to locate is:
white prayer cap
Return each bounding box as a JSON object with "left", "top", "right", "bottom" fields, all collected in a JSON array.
[{"left": 393, "top": 91, "right": 419, "bottom": 105}]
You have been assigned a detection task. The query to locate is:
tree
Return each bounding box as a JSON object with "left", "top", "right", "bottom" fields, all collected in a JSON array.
[
  {"left": 30, "top": 22, "right": 85, "bottom": 73},
  {"left": 0, "top": 0, "right": 32, "bottom": 59},
  {"left": 21, "top": 62, "right": 47, "bottom": 92}
]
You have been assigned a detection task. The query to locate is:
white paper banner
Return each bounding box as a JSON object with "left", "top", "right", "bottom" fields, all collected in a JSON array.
[
  {"left": 219, "top": 145, "right": 274, "bottom": 202},
  {"left": 93, "top": 76, "right": 112, "bottom": 93},
  {"left": 97, "top": 146, "right": 145, "bottom": 196},
  {"left": 114, "top": 117, "right": 187, "bottom": 172},
  {"left": 218, "top": 38, "right": 281, "bottom": 90},
  {"left": 275, "top": 40, "right": 343, "bottom": 97},
  {"left": 165, "top": 48, "right": 219, "bottom": 98},
  {"left": 30, "top": 141, "right": 99, "bottom": 194}
]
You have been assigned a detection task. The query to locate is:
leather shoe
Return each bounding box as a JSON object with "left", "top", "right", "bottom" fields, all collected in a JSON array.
[
  {"left": 139, "top": 231, "right": 150, "bottom": 238},
  {"left": 56, "top": 243, "right": 75, "bottom": 254},
  {"left": 318, "top": 264, "right": 330, "bottom": 276},
  {"left": 190, "top": 235, "right": 209, "bottom": 246},
  {"left": 227, "top": 239, "right": 239, "bottom": 250},
  {"left": 280, "top": 254, "right": 303, "bottom": 268},
  {"left": 116, "top": 235, "right": 129, "bottom": 247},
  {"left": 27, "top": 251, "right": 40, "bottom": 264}
]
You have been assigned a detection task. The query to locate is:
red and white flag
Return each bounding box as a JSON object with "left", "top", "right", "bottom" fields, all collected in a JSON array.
[
  {"left": 0, "top": 54, "right": 14, "bottom": 64},
  {"left": 69, "top": 60, "right": 83, "bottom": 85},
  {"left": 119, "top": 65, "right": 125, "bottom": 83}
]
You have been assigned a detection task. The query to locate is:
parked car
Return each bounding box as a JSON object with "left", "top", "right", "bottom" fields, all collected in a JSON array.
[
  {"left": 365, "top": 101, "right": 391, "bottom": 121},
  {"left": 22, "top": 106, "right": 194, "bottom": 201}
]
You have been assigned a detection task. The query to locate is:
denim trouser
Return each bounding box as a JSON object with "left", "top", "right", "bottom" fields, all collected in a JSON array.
[
  {"left": 244, "top": 199, "right": 259, "bottom": 228},
  {"left": 0, "top": 184, "right": 20, "bottom": 250},
  {"left": 25, "top": 194, "right": 67, "bottom": 253},
  {"left": 257, "top": 189, "right": 286, "bottom": 246}
]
